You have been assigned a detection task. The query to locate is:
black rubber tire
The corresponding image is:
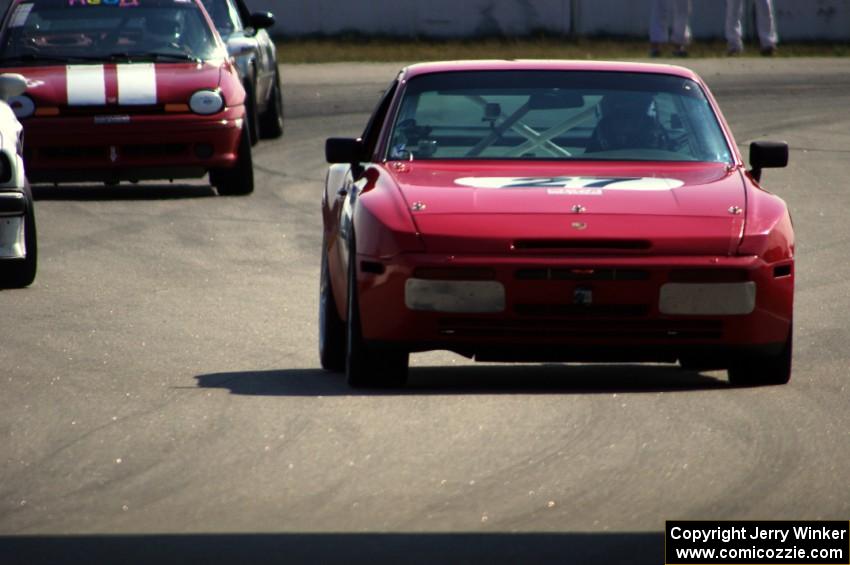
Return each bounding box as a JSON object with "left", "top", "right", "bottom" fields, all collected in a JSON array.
[
  {"left": 727, "top": 328, "right": 793, "bottom": 386},
  {"left": 345, "top": 232, "right": 408, "bottom": 387},
  {"left": 244, "top": 80, "right": 259, "bottom": 146},
  {"left": 210, "top": 126, "right": 254, "bottom": 196},
  {"left": 259, "top": 69, "right": 284, "bottom": 139},
  {"left": 1, "top": 182, "right": 37, "bottom": 289},
  {"left": 319, "top": 241, "right": 346, "bottom": 372}
]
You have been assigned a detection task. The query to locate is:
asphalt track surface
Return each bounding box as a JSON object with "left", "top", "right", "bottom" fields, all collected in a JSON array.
[{"left": 1, "top": 59, "right": 849, "bottom": 564}]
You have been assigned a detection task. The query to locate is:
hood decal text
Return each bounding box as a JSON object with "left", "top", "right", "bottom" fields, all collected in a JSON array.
[{"left": 454, "top": 176, "right": 685, "bottom": 191}]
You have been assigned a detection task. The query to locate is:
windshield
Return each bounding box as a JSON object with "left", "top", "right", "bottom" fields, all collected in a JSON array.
[
  {"left": 199, "top": 0, "right": 242, "bottom": 36},
  {"left": 0, "top": 0, "right": 222, "bottom": 63},
  {"left": 387, "top": 71, "right": 733, "bottom": 163}
]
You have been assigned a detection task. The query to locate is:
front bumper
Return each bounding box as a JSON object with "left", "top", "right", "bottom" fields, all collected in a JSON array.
[
  {"left": 0, "top": 191, "right": 27, "bottom": 259},
  {"left": 21, "top": 107, "right": 244, "bottom": 183},
  {"left": 355, "top": 253, "right": 794, "bottom": 363}
]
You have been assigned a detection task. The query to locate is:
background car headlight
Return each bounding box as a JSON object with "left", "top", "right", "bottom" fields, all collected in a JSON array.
[
  {"left": 189, "top": 90, "right": 224, "bottom": 115},
  {"left": 8, "top": 95, "right": 34, "bottom": 119}
]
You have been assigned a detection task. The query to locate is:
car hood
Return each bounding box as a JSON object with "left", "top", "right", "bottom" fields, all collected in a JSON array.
[
  {"left": 384, "top": 160, "right": 746, "bottom": 256},
  {"left": 11, "top": 62, "right": 223, "bottom": 107}
]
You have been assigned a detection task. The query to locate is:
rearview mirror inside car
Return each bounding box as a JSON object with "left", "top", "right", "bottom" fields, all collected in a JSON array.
[{"left": 528, "top": 90, "right": 585, "bottom": 110}]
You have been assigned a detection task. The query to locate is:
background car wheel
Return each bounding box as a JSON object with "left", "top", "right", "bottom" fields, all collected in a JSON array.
[
  {"left": 244, "top": 81, "right": 260, "bottom": 146},
  {"left": 319, "top": 243, "right": 346, "bottom": 372},
  {"left": 345, "top": 232, "right": 408, "bottom": 387},
  {"left": 0, "top": 182, "right": 37, "bottom": 289},
  {"left": 727, "top": 329, "right": 792, "bottom": 386},
  {"left": 210, "top": 127, "right": 254, "bottom": 196},
  {"left": 259, "top": 70, "right": 284, "bottom": 139}
]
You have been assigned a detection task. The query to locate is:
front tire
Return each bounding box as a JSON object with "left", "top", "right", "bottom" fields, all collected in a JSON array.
[
  {"left": 259, "top": 69, "right": 284, "bottom": 139},
  {"left": 244, "top": 80, "right": 260, "bottom": 146},
  {"left": 345, "top": 232, "right": 408, "bottom": 387},
  {"left": 0, "top": 182, "right": 37, "bottom": 289},
  {"left": 319, "top": 242, "right": 346, "bottom": 372},
  {"left": 727, "top": 329, "right": 793, "bottom": 386},
  {"left": 210, "top": 126, "right": 254, "bottom": 196}
]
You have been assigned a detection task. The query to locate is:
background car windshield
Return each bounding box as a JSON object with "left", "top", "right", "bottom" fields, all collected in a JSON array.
[
  {"left": 388, "top": 71, "right": 733, "bottom": 163},
  {"left": 0, "top": 0, "right": 221, "bottom": 62},
  {"left": 199, "top": 0, "right": 242, "bottom": 35}
]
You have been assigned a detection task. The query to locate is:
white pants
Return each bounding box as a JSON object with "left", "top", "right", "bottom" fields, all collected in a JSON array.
[
  {"left": 726, "top": 0, "right": 778, "bottom": 50},
  {"left": 649, "top": 0, "right": 692, "bottom": 46}
]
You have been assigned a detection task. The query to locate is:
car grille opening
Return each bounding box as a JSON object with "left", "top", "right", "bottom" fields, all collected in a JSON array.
[
  {"left": 515, "top": 268, "right": 650, "bottom": 281},
  {"left": 514, "top": 304, "right": 650, "bottom": 317},
  {"left": 38, "top": 144, "right": 189, "bottom": 161},
  {"left": 413, "top": 267, "right": 496, "bottom": 280},
  {"left": 60, "top": 105, "right": 166, "bottom": 116},
  {"left": 41, "top": 146, "right": 106, "bottom": 160},
  {"left": 437, "top": 318, "right": 723, "bottom": 340},
  {"left": 668, "top": 269, "right": 750, "bottom": 283},
  {"left": 121, "top": 144, "right": 188, "bottom": 158},
  {"left": 773, "top": 264, "right": 792, "bottom": 278},
  {"left": 512, "top": 239, "right": 651, "bottom": 251}
]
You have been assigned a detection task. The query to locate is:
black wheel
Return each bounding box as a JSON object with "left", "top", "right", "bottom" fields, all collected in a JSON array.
[
  {"left": 319, "top": 241, "right": 346, "bottom": 372},
  {"left": 210, "top": 126, "right": 254, "bottom": 196},
  {"left": 345, "top": 232, "right": 408, "bottom": 387},
  {"left": 244, "top": 80, "right": 259, "bottom": 146},
  {"left": 727, "top": 328, "right": 793, "bottom": 386},
  {"left": 0, "top": 182, "right": 37, "bottom": 288},
  {"left": 259, "top": 69, "right": 284, "bottom": 139}
]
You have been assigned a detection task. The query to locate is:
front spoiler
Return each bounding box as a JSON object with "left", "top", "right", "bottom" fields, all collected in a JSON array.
[
  {"left": 0, "top": 192, "right": 26, "bottom": 215},
  {"left": 354, "top": 252, "right": 795, "bottom": 350},
  {"left": 0, "top": 192, "right": 26, "bottom": 259},
  {"left": 21, "top": 108, "right": 244, "bottom": 183},
  {"left": 28, "top": 166, "right": 207, "bottom": 184},
  {"left": 366, "top": 340, "right": 787, "bottom": 366}
]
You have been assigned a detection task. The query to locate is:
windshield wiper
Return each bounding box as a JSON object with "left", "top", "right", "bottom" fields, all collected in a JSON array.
[
  {"left": 0, "top": 54, "right": 98, "bottom": 65},
  {"left": 0, "top": 52, "right": 202, "bottom": 65},
  {"left": 121, "top": 52, "right": 202, "bottom": 63}
]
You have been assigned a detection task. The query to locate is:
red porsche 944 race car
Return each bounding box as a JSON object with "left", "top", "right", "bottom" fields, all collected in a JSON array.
[
  {"left": 320, "top": 61, "right": 793, "bottom": 388},
  {"left": 0, "top": 0, "right": 253, "bottom": 195}
]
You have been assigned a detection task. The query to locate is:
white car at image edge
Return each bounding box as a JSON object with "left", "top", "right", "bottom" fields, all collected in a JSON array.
[{"left": 0, "top": 73, "right": 36, "bottom": 288}]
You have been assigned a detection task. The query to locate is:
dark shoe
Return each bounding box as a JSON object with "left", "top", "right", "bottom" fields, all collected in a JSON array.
[
  {"left": 726, "top": 46, "right": 743, "bottom": 56},
  {"left": 760, "top": 45, "right": 777, "bottom": 56},
  {"left": 649, "top": 44, "right": 662, "bottom": 58},
  {"left": 672, "top": 46, "right": 688, "bottom": 58}
]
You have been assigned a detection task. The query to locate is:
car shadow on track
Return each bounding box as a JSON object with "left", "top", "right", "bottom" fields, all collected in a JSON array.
[
  {"left": 194, "top": 363, "right": 732, "bottom": 397},
  {"left": 0, "top": 531, "right": 663, "bottom": 565},
  {"left": 31, "top": 183, "right": 217, "bottom": 201}
]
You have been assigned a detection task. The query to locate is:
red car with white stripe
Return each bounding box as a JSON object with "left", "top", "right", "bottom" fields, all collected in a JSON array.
[
  {"left": 0, "top": 0, "right": 253, "bottom": 195},
  {"left": 321, "top": 61, "right": 793, "bottom": 388}
]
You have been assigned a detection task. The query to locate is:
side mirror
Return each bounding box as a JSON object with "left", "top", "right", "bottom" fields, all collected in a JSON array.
[
  {"left": 0, "top": 73, "right": 27, "bottom": 101},
  {"left": 326, "top": 138, "right": 363, "bottom": 164},
  {"left": 249, "top": 12, "right": 275, "bottom": 30},
  {"left": 226, "top": 37, "right": 254, "bottom": 58},
  {"left": 749, "top": 141, "right": 788, "bottom": 182}
]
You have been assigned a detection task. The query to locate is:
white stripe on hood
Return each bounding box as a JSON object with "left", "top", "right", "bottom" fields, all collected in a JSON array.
[
  {"left": 66, "top": 65, "right": 105, "bottom": 105},
  {"left": 117, "top": 63, "right": 157, "bottom": 105}
]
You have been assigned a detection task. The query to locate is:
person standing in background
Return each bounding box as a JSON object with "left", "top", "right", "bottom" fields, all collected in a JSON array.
[
  {"left": 649, "top": 0, "right": 692, "bottom": 57},
  {"left": 726, "top": 0, "right": 778, "bottom": 55}
]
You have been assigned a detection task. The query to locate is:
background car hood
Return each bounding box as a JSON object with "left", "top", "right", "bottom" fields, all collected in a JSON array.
[
  {"left": 12, "top": 62, "right": 222, "bottom": 107},
  {"left": 384, "top": 161, "right": 746, "bottom": 255}
]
